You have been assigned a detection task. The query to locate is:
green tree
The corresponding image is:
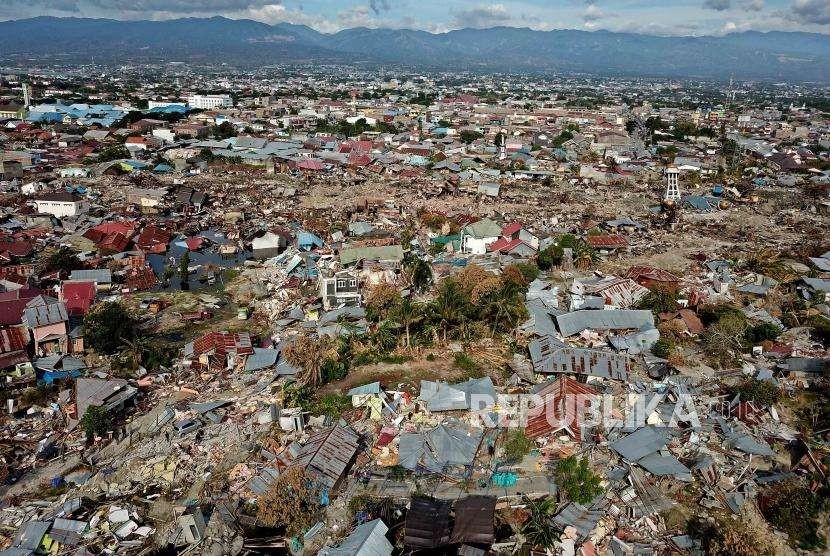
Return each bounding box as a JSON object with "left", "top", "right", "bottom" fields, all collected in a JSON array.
[
  {"left": 80, "top": 405, "right": 110, "bottom": 440},
  {"left": 460, "top": 130, "right": 483, "bottom": 144},
  {"left": 503, "top": 430, "right": 534, "bottom": 461},
  {"left": 44, "top": 247, "right": 82, "bottom": 274},
  {"left": 98, "top": 144, "right": 130, "bottom": 162},
  {"left": 406, "top": 256, "right": 434, "bottom": 293},
  {"left": 391, "top": 297, "right": 424, "bottom": 349},
  {"left": 213, "top": 121, "right": 235, "bottom": 139},
  {"left": 537, "top": 245, "right": 564, "bottom": 270},
  {"left": 522, "top": 497, "right": 558, "bottom": 549},
  {"left": 179, "top": 250, "right": 190, "bottom": 284},
  {"left": 83, "top": 302, "right": 136, "bottom": 355},
  {"left": 429, "top": 278, "right": 468, "bottom": 342},
  {"left": 552, "top": 456, "right": 603, "bottom": 504},
  {"left": 637, "top": 287, "right": 678, "bottom": 315}
]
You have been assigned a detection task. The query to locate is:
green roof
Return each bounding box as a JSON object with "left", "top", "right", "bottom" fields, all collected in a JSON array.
[
  {"left": 340, "top": 244, "right": 404, "bottom": 266},
  {"left": 463, "top": 218, "right": 501, "bottom": 239}
]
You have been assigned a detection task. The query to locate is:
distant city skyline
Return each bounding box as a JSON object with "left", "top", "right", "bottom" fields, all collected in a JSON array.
[{"left": 1, "top": 0, "right": 829, "bottom": 36}]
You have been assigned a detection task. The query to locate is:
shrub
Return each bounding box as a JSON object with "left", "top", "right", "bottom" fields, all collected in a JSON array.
[
  {"left": 503, "top": 430, "right": 534, "bottom": 461},
  {"left": 257, "top": 467, "right": 322, "bottom": 536},
  {"left": 552, "top": 456, "right": 603, "bottom": 504},
  {"left": 744, "top": 322, "right": 782, "bottom": 345},
  {"left": 637, "top": 287, "right": 678, "bottom": 315},
  {"left": 537, "top": 245, "right": 564, "bottom": 270},
  {"left": 687, "top": 515, "right": 777, "bottom": 556},
  {"left": 734, "top": 378, "right": 780, "bottom": 406},
  {"left": 453, "top": 352, "right": 484, "bottom": 378},
  {"left": 651, "top": 338, "right": 674, "bottom": 359},
  {"left": 80, "top": 406, "right": 110, "bottom": 440},
  {"left": 760, "top": 478, "right": 827, "bottom": 550},
  {"left": 514, "top": 262, "right": 540, "bottom": 283}
]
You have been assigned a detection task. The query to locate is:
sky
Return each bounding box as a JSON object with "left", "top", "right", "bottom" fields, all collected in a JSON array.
[{"left": 1, "top": 0, "right": 829, "bottom": 36}]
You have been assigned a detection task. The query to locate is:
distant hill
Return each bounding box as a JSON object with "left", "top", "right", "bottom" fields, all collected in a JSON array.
[{"left": 1, "top": 16, "right": 829, "bottom": 81}]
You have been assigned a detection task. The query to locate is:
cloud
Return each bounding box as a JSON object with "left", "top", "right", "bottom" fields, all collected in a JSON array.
[
  {"left": 85, "top": 0, "right": 280, "bottom": 12},
  {"left": 702, "top": 0, "right": 731, "bottom": 11},
  {"left": 583, "top": 4, "right": 606, "bottom": 21},
  {"left": 789, "top": 0, "right": 830, "bottom": 25},
  {"left": 451, "top": 3, "right": 512, "bottom": 29},
  {"left": 369, "top": 0, "right": 390, "bottom": 15},
  {"left": 744, "top": 0, "right": 764, "bottom": 10}
]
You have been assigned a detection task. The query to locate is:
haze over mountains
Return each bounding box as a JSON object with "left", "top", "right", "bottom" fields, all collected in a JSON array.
[{"left": 1, "top": 16, "right": 829, "bottom": 81}]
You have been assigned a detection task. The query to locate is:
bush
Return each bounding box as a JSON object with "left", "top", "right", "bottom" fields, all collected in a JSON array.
[
  {"left": 514, "top": 262, "right": 540, "bottom": 283},
  {"left": 83, "top": 302, "right": 137, "bottom": 355},
  {"left": 808, "top": 315, "right": 830, "bottom": 345},
  {"left": 734, "top": 378, "right": 781, "bottom": 406},
  {"left": 687, "top": 515, "right": 777, "bottom": 555},
  {"left": 257, "top": 467, "right": 321, "bottom": 536},
  {"left": 80, "top": 405, "right": 110, "bottom": 440},
  {"left": 503, "top": 430, "right": 534, "bottom": 461},
  {"left": 537, "top": 245, "right": 564, "bottom": 270},
  {"left": 744, "top": 322, "right": 782, "bottom": 345},
  {"left": 637, "top": 287, "right": 678, "bottom": 315},
  {"left": 453, "top": 352, "right": 484, "bottom": 378},
  {"left": 651, "top": 338, "right": 674, "bottom": 359},
  {"left": 760, "top": 479, "right": 827, "bottom": 550},
  {"left": 552, "top": 456, "right": 603, "bottom": 504}
]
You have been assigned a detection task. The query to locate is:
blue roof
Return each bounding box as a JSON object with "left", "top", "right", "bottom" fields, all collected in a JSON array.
[
  {"left": 149, "top": 104, "right": 187, "bottom": 114},
  {"left": 298, "top": 231, "right": 324, "bottom": 249}
]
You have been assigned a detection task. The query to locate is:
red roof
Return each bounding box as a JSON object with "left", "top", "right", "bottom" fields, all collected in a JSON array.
[
  {"left": 92, "top": 221, "right": 136, "bottom": 236},
  {"left": 525, "top": 376, "right": 599, "bottom": 441},
  {"left": 626, "top": 265, "right": 679, "bottom": 283},
  {"left": 586, "top": 234, "right": 629, "bottom": 249},
  {"left": 0, "top": 325, "right": 29, "bottom": 354},
  {"left": 60, "top": 280, "right": 96, "bottom": 317},
  {"left": 0, "top": 287, "right": 41, "bottom": 326},
  {"left": 488, "top": 237, "right": 528, "bottom": 253},
  {"left": 192, "top": 331, "right": 254, "bottom": 357},
  {"left": 298, "top": 159, "right": 326, "bottom": 171},
  {"left": 0, "top": 240, "right": 34, "bottom": 258},
  {"left": 501, "top": 222, "right": 523, "bottom": 237},
  {"left": 136, "top": 225, "right": 172, "bottom": 254},
  {"left": 185, "top": 237, "right": 205, "bottom": 251},
  {"left": 125, "top": 265, "right": 158, "bottom": 291},
  {"left": 98, "top": 232, "right": 132, "bottom": 253}
]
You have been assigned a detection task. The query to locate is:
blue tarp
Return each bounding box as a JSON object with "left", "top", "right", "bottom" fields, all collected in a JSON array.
[{"left": 40, "top": 369, "right": 82, "bottom": 385}]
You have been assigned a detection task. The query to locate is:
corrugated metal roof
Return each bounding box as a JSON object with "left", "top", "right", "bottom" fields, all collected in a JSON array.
[
  {"left": 556, "top": 309, "right": 654, "bottom": 337},
  {"left": 404, "top": 497, "right": 451, "bottom": 549},
  {"left": 22, "top": 301, "right": 68, "bottom": 327},
  {"left": 292, "top": 424, "right": 360, "bottom": 489}
]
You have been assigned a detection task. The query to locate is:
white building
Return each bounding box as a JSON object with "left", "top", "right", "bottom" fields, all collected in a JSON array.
[
  {"left": 148, "top": 101, "right": 186, "bottom": 110},
  {"left": 186, "top": 94, "right": 233, "bottom": 110},
  {"left": 33, "top": 192, "right": 89, "bottom": 218},
  {"left": 460, "top": 217, "right": 502, "bottom": 254},
  {"left": 152, "top": 128, "right": 176, "bottom": 144}
]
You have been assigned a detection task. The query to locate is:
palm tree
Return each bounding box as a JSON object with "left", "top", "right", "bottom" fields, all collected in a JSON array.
[
  {"left": 430, "top": 279, "right": 467, "bottom": 343},
  {"left": 407, "top": 257, "right": 434, "bottom": 293},
  {"left": 392, "top": 298, "right": 424, "bottom": 349}
]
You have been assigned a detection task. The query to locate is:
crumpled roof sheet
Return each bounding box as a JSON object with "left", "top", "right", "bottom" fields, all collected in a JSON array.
[
  {"left": 556, "top": 309, "right": 654, "bottom": 337},
  {"left": 450, "top": 496, "right": 496, "bottom": 545},
  {"left": 322, "top": 518, "right": 392, "bottom": 556},
  {"left": 292, "top": 423, "right": 360, "bottom": 489},
  {"left": 398, "top": 423, "right": 483, "bottom": 472},
  {"left": 404, "top": 497, "right": 451, "bottom": 549},
  {"left": 552, "top": 502, "right": 605, "bottom": 539},
  {"left": 530, "top": 337, "right": 629, "bottom": 380},
  {"left": 525, "top": 376, "right": 598, "bottom": 440},
  {"left": 610, "top": 426, "right": 671, "bottom": 461}
]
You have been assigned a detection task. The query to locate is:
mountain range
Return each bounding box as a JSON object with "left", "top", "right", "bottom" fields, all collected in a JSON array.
[{"left": 1, "top": 16, "right": 829, "bottom": 81}]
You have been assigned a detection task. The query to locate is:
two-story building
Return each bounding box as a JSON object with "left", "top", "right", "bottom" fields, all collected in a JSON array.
[{"left": 319, "top": 270, "right": 361, "bottom": 310}]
